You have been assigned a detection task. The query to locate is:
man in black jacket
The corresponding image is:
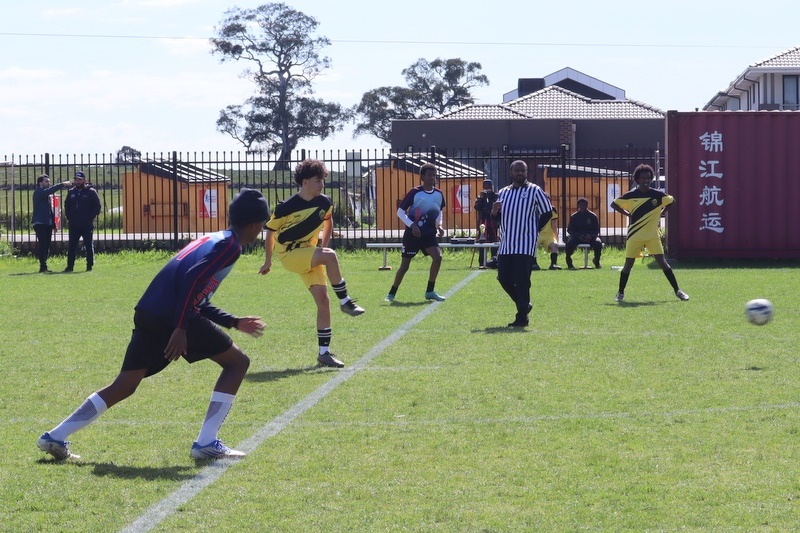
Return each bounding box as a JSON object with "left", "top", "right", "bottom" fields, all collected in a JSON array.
[
  {"left": 565, "top": 197, "right": 603, "bottom": 269},
  {"left": 63, "top": 170, "right": 102, "bottom": 272}
]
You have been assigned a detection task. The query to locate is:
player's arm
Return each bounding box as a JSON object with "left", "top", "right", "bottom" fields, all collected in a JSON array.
[
  {"left": 320, "top": 215, "right": 333, "bottom": 248},
  {"left": 436, "top": 211, "right": 444, "bottom": 237},
  {"left": 610, "top": 200, "right": 629, "bottom": 217},
  {"left": 259, "top": 229, "right": 275, "bottom": 275}
]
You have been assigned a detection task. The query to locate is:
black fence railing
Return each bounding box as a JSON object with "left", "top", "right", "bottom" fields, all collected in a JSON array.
[{"left": 1, "top": 146, "right": 664, "bottom": 254}]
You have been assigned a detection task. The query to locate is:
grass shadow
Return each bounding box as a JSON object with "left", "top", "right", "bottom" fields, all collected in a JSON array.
[{"left": 245, "top": 366, "right": 322, "bottom": 383}]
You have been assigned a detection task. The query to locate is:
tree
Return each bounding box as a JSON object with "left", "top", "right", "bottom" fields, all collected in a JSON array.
[
  {"left": 210, "top": 3, "right": 349, "bottom": 169},
  {"left": 353, "top": 58, "right": 490, "bottom": 144},
  {"left": 116, "top": 145, "right": 141, "bottom": 163}
]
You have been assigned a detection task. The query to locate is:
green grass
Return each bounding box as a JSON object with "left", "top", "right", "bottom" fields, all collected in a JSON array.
[{"left": 2, "top": 248, "right": 800, "bottom": 531}]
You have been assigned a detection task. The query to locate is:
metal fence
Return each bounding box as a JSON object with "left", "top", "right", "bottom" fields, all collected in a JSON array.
[{"left": 1, "top": 146, "right": 664, "bottom": 254}]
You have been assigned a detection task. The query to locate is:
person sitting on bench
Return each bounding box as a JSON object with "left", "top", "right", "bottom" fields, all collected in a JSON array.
[{"left": 565, "top": 197, "right": 603, "bottom": 269}]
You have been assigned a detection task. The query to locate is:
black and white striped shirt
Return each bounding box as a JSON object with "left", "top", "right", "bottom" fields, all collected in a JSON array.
[{"left": 497, "top": 181, "right": 553, "bottom": 256}]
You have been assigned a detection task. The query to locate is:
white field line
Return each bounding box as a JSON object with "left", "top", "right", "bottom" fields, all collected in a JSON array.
[{"left": 120, "top": 269, "right": 482, "bottom": 533}]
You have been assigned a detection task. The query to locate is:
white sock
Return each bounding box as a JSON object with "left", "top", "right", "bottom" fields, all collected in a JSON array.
[
  {"left": 49, "top": 392, "right": 108, "bottom": 442},
  {"left": 196, "top": 391, "right": 235, "bottom": 445}
]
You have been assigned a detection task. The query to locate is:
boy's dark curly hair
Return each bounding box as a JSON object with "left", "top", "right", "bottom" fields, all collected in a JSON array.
[{"left": 294, "top": 159, "right": 329, "bottom": 186}]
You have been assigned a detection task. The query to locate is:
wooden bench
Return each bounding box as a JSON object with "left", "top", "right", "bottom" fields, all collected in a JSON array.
[{"left": 365, "top": 242, "right": 499, "bottom": 270}]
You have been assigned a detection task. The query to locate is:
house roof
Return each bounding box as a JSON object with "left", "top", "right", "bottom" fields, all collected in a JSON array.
[
  {"left": 704, "top": 46, "right": 800, "bottom": 109},
  {"left": 751, "top": 46, "right": 800, "bottom": 68},
  {"left": 138, "top": 159, "right": 230, "bottom": 183},
  {"left": 437, "top": 86, "right": 664, "bottom": 121}
]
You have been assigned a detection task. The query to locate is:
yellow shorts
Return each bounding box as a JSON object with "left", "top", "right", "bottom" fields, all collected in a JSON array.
[
  {"left": 277, "top": 246, "right": 327, "bottom": 288},
  {"left": 624, "top": 234, "right": 664, "bottom": 258},
  {"left": 539, "top": 232, "right": 557, "bottom": 249}
]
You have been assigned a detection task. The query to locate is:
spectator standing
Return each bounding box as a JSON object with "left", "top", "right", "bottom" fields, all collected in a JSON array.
[
  {"left": 474, "top": 178, "right": 498, "bottom": 268},
  {"left": 490, "top": 160, "right": 553, "bottom": 327},
  {"left": 610, "top": 164, "right": 689, "bottom": 302},
  {"left": 385, "top": 163, "right": 447, "bottom": 302},
  {"left": 63, "top": 171, "right": 101, "bottom": 272},
  {"left": 37, "top": 189, "right": 270, "bottom": 461},
  {"left": 259, "top": 159, "right": 364, "bottom": 369},
  {"left": 32, "top": 174, "right": 70, "bottom": 273},
  {"left": 565, "top": 197, "right": 603, "bottom": 269}
]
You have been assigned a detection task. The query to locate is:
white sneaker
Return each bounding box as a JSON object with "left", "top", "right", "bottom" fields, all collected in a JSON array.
[
  {"left": 614, "top": 292, "right": 625, "bottom": 302},
  {"left": 190, "top": 439, "right": 246, "bottom": 459},
  {"left": 675, "top": 289, "right": 690, "bottom": 301},
  {"left": 37, "top": 432, "right": 80, "bottom": 460}
]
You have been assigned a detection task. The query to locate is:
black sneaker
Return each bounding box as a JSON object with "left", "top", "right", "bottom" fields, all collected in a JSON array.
[
  {"left": 317, "top": 352, "right": 345, "bottom": 368},
  {"left": 593, "top": 259, "right": 601, "bottom": 269},
  {"left": 63, "top": 267, "right": 73, "bottom": 273},
  {"left": 507, "top": 317, "right": 529, "bottom": 328}
]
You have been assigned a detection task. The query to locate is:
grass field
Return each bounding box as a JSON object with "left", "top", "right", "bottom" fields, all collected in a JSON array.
[{"left": 2, "top": 248, "right": 799, "bottom": 531}]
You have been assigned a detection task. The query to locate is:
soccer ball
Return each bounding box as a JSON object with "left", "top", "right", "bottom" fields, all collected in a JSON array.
[{"left": 745, "top": 299, "right": 773, "bottom": 326}]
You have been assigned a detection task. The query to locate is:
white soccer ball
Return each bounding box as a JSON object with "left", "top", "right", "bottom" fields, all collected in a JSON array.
[{"left": 745, "top": 299, "right": 773, "bottom": 326}]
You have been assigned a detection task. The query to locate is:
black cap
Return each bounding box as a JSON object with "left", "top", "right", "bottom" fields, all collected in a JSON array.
[{"left": 229, "top": 188, "right": 270, "bottom": 226}]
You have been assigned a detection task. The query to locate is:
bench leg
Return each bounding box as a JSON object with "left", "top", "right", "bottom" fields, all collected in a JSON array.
[
  {"left": 583, "top": 247, "right": 590, "bottom": 268},
  {"left": 379, "top": 248, "right": 392, "bottom": 270}
]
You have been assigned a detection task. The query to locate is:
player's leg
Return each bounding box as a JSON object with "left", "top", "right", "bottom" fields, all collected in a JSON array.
[
  {"left": 547, "top": 241, "right": 561, "bottom": 269},
  {"left": 389, "top": 228, "right": 420, "bottom": 299},
  {"left": 191, "top": 343, "right": 250, "bottom": 459},
  {"left": 38, "top": 368, "right": 147, "bottom": 460},
  {"left": 424, "top": 245, "right": 445, "bottom": 301},
  {"left": 311, "top": 247, "right": 363, "bottom": 315},
  {"left": 308, "top": 283, "right": 345, "bottom": 368},
  {"left": 653, "top": 253, "right": 688, "bottom": 300}
]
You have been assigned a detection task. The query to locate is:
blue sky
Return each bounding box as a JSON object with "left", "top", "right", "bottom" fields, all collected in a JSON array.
[{"left": 1, "top": 0, "right": 797, "bottom": 158}]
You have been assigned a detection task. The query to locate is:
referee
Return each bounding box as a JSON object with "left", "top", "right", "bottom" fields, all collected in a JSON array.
[{"left": 490, "top": 160, "right": 554, "bottom": 327}]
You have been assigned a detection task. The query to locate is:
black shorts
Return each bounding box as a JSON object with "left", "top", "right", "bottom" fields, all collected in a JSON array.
[
  {"left": 401, "top": 229, "right": 439, "bottom": 258},
  {"left": 122, "top": 309, "right": 234, "bottom": 377}
]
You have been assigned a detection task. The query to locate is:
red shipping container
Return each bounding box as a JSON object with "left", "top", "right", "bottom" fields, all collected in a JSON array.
[{"left": 666, "top": 111, "right": 800, "bottom": 259}]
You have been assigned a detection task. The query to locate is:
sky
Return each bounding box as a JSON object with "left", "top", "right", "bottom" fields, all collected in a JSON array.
[{"left": 2, "top": 0, "right": 798, "bottom": 160}]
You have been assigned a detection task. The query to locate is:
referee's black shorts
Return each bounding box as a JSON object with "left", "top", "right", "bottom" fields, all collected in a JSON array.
[{"left": 121, "top": 309, "right": 234, "bottom": 377}]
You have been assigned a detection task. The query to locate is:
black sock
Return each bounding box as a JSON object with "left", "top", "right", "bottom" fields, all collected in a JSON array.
[
  {"left": 550, "top": 252, "right": 558, "bottom": 266},
  {"left": 332, "top": 280, "right": 348, "bottom": 301},
  {"left": 318, "top": 327, "right": 332, "bottom": 354},
  {"left": 619, "top": 271, "right": 630, "bottom": 292},
  {"left": 426, "top": 281, "right": 435, "bottom": 293},
  {"left": 389, "top": 285, "right": 398, "bottom": 296},
  {"left": 663, "top": 268, "right": 679, "bottom": 292}
]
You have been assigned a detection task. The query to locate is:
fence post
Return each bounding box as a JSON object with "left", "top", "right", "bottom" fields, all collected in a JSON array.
[
  {"left": 171, "top": 151, "right": 179, "bottom": 247},
  {"left": 559, "top": 144, "right": 569, "bottom": 238}
]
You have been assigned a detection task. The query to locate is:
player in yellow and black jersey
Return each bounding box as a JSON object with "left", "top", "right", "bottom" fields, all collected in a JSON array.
[
  {"left": 259, "top": 159, "right": 364, "bottom": 368},
  {"left": 610, "top": 164, "right": 689, "bottom": 303}
]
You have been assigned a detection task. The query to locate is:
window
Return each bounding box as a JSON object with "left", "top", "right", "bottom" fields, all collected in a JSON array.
[{"left": 783, "top": 75, "right": 799, "bottom": 110}]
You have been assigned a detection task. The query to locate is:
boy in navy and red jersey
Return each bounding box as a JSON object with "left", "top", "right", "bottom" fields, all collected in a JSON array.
[
  {"left": 38, "top": 189, "right": 270, "bottom": 461},
  {"left": 384, "top": 163, "right": 447, "bottom": 303}
]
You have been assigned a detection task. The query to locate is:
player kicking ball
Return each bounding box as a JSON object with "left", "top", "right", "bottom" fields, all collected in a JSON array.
[
  {"left": 259, "top": 159, "right": 364, "bottom": 369},
  {"left": 37, "top": 189, "right": 270, "bottom": 461}
]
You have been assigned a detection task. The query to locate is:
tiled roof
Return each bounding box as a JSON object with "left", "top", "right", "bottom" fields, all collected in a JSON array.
[
  {"left": 436, "top": 86, "right": 664, "bottom": 121},
  {"left": 437, "top": 104, "right": 532, "bottom": 120},
  {"left": 751, "top": 46, "right": 800, "bottom": 68},
  {"left": 507, "top": 86, "right": 664, "bottom": 119}
]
